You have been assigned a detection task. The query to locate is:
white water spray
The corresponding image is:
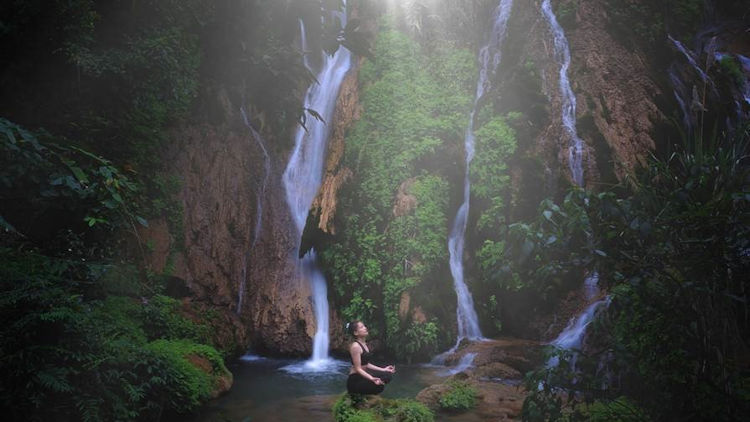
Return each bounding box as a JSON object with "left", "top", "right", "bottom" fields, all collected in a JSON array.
[
  {"left": 438, "top": 352, "right": 478, "bottom": 376},
  {"left": 541, "top": 0, "right": 584, "bottom": 187},
  {"left": 282, "top": 3, "right": 351, "bottom": 370}
]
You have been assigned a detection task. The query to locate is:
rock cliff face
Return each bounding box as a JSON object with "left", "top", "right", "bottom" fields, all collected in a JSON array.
[
  {"left": 152, "top": 110, "right": 315, "bottom": 356},
  {"left": 567, "top": 0, "right": 664, "bottom": 181},
  {"left": 146, "top": 54, "right": 363, "bottom": 356},
  {"left": 499, "top": 0, "right": 665, "bottom": 192},
  {"left": 485, "top": 0, "right": 670, "bottom": 339}
]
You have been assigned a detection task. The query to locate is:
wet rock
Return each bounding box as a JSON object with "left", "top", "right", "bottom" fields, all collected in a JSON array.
[
  {"left": 417, "top": 338, "right": 543, "bottom": 421},
  {"left": 153, "top": 121, "right": 317, "bottom": 356}
]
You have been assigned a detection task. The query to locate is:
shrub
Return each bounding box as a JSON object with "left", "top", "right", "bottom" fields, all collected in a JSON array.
[
  {"left": 333, "top": 394, "right": 434, "bottom": 422},
  {"left": 332, "top": 394, "right": 378, "bottom": 422},
  {"left": 438, "top": 380, "right": 478, "bottom": 411},
  {"left": 392, "top": 400, "right": 434, "bottom": 422},
  {"left": 143, "top": 339, "right": 229, "bottom": 412}
]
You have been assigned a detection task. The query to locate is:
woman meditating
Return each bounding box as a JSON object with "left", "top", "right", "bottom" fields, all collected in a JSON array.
[{"left": 346, "top": 320, "right": 396, "bottom": 395}]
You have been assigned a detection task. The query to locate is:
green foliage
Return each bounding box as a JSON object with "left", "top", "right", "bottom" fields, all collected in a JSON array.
[
  {"left": 144, "top": 339, "right": 229, "bottom": 411},
  {"left": 471, "top": 115, "right": 517, "bottom": 233},
  {"left": 438, "top": 380, "right": 478, "bottom": 412},
  {"left": 391, "top": 400, "right": 434, "bottom": 422},
  {"left": 520, "top": 125, "right": 750, "bottom": 421},
  {"left": 0, "top": 248, "right": 225, "bottom": 421},
  {"left": 333, "top": 394, "right": 434, "bottom": 422},
  {"left": 141, "top": 295, "right": 210, "bottom": 341},
  {"left": 0, "top": 129, "right": 221, "bottom": 421},
  {"left": 480, "top": 191, "right": 592, "bottom": 308},
  {"left": 320, "top": 25, "right": 476, "bottom": 359},
  {"left": 0, "top": 118, "right": 144, "bottom": 235},
  {"left": 398, "top": 320, "right": 440, "bottom": 358}
]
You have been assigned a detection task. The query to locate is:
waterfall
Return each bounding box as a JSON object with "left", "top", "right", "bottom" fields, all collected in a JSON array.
[
  {"left": 541, "top": 0, "right": 584, "bottom": 187},
  {"left": 299, "top": 18, "right": 313, "bottom": 72},
  {"left": 236, "top": 107, "right": 271, "bottom": 315},
  {"left": 540, "top": 1, "right": 607, "bottom": 368},
  {"left": 282, "top": 2, "right": 351, "bottom": 370},
  {"left": 240, "top": 106, "right": 271, "bottom": 249},
  {"left": 546, "top": 296, "right": 611, "bottom": 369},
  {"left": 439, "top": 352, "right": 478, "bottom": 376},
  {"left": 447, "top": 0, "right": 514, "bottom": 348},
  {"left": 583, "top": 271, "right": 599, "bottom": 301}
]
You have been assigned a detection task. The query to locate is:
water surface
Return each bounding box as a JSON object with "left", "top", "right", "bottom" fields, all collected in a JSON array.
[{"left": 189, "top": 357, "right": 437, "bottom": 422}]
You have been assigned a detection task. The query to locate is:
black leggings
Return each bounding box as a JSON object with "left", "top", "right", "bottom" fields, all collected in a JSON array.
[{"left": 346, "top": 369, "right": 392, "bottom": 395}]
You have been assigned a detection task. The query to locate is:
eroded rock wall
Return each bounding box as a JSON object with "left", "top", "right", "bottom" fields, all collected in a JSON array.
[
  {"left": 501, "top": 0, "right": 664, "bottom": 190},
  {"left": 152, "top": 112, "right": 315, "bottom": 356},
  {"left": 567, "top": 0, "right": 664, "bottom": 181}
]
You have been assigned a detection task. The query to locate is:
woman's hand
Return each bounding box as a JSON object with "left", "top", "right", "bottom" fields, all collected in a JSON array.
[
  {"left": 384, "top": 365, "right": 396, "bottom": 373},
  {"left": 371, "top": 377, "right": 384, "bottom": 385}
]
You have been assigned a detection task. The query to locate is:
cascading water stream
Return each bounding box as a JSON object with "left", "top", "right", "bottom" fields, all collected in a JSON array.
[
  {"left": 546, "top": 296, "right": 611, "bottom": 369},
  {"left": 438, "top": 352, "right": 478, "bottom": 376},
  {"left": 435, "top": 1, "right": 514, "bottom": 368},
  {"left": 299, "top": 19, "right": 313, "bottom": 72},
  {"left": 240, "top": 106, "right": 271, "bottom": 249},
  {"left": 541, "top": 0, "right": 584, "bottom": 187},
  {"left": 541, "top": 1, "right": 607, "bottom": 367},
  {"left": 235, "top": 107, "right": 271, "bottom": 315},
  {"left": 281, "top": 3, "right": 351, "bottom": 371},
  {"left": 669, "top": 35, "right": 711, "bottom": 83}
]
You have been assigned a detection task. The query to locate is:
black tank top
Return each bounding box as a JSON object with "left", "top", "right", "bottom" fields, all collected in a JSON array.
[{"left": 351, "top": 341, "right": 371, "bottom": 366}]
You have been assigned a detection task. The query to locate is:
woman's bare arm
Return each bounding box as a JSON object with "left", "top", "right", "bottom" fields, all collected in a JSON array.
[
  {"left": 351, "top": 343, "right": 382, "bottom": 383},
  {"left": 367, "top": 362, "right": 396, "bottom": 372}
]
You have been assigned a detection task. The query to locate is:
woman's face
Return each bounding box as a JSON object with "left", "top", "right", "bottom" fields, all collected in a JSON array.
[{"left": 354, "top": 322, "right": 368, "bottom": 337}]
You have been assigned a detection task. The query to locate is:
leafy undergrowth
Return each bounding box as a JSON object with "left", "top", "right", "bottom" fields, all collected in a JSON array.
[
  {"left": 0, "top": 119, "right": 229, "bottom": 421},
  {"left": 438, "top": 380, "right": 478, "bottom": 412},
  {"left": 333, "top": 394, "right": 434, "bottom": 422}
]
